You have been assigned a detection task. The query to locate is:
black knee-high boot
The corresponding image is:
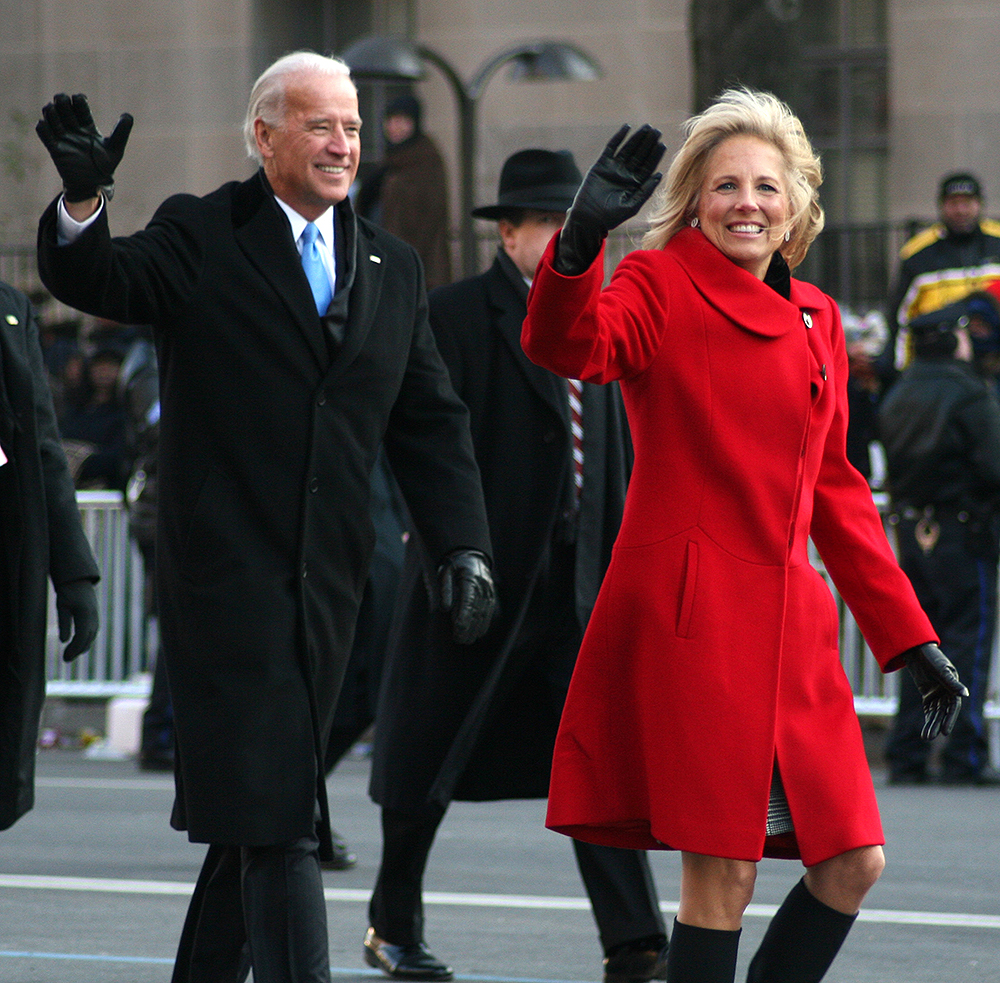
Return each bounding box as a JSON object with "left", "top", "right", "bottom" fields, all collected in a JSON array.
[
  {"left": 665, "top": 918, "right": 740, "bottom": 983},
  {"left": 746, "top": 878, "right": 857, "bottom": 982}
]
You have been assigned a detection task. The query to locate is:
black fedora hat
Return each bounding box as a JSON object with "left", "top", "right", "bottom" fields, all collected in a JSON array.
[{"left": 471, "top": 148, "right": 582, "bottom": 219}]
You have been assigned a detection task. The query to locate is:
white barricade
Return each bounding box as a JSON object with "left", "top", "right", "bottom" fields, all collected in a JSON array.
[
  {"left": 45, "top": 491, "right": 150, "bottom": 697},
  {"left": 45, "top": 491, "right": 1000, "bottom": 765}
]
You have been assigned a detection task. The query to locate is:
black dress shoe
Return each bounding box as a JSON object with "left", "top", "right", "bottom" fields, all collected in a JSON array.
[
  {"left": 319, "top": 828, "right": 357, "bottom": 870},
  {"left": 604, "top": 936, "right": 669, "bottom": 983},
  {"left": 363, "top": 927, "right": 453, "bottom": 981}
]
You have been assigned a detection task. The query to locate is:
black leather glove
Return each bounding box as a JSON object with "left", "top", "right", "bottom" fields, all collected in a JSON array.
[
  {"left": 902, "top": 643, "right": 968, "bottom": 740},
  {"left": 438, "top": 549, "right": 496, "bottom": 644},
  {"left": 36, "top": 93, "right": 133, "bottom": 202},
  {"left": 55, "top": 579, "right": 99, "bottom": 662},
  {"left": 553, "top": 123, "right": 666, "bottom": 276}
]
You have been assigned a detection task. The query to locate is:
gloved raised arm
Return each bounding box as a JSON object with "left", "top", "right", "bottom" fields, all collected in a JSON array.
[
  {"left": 900, "top": 643, "right": 968, "bottom": 740},
  {"left": 437, "top": 549, "right": 496, "bottom": 644},
  {"left": 36, "top": 93, "right": 133, "bottom": 205},
  {"left": 553, "top": 124, "right": 666, "bottom": 277}
]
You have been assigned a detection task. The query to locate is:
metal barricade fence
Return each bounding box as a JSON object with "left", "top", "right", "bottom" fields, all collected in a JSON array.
[
  {"left": 46, "top": 491, "right": 1000, "bottom": 764},
  {"left": 45, "top": 491, "right": 150, "bottom": 697}
]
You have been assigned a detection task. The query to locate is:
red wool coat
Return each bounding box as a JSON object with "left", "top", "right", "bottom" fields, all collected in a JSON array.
[{"left": 522, "top": 228, "right": 935, "bottom": 866}]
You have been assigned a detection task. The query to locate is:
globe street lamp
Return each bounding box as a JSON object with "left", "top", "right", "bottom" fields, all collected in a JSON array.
[{"left": 341, "top": 34, "right": 603, "bottom": 278}]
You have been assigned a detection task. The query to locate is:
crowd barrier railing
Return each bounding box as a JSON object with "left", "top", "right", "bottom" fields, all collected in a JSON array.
[
  {"left": 45, "top": 491, "right": 150, "bottom": 697},
  {"left": 47, "top": 491, "right": 999, "bottom": 764}
]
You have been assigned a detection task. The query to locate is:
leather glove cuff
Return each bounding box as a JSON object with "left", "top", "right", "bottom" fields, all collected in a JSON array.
[
  {"left": 64, "top": 182, "right": 113, "bottom": 203},
  {"left": 553, "top": 222, "right": 605, "bottom": 277}
]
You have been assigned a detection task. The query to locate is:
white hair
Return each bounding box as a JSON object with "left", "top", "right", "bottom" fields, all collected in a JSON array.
[{"left": 243, "top": 51, "right": 356, "bottom": 163}]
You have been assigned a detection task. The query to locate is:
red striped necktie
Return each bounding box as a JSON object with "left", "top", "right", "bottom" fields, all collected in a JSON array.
[{"left": 568, "top": 378, "right": 584, "bottom": 498}]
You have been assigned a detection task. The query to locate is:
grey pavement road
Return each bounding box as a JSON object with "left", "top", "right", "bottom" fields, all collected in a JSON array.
[{"left": 0, "top": 748, "right": 998, "bottom": 983}]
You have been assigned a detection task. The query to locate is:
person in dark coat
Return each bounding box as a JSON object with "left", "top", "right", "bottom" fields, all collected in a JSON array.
[
  {"left": 879, "top": 307, "right": 1000, "bottom": 785},
  {"left": 35, "top": 51, "right": 495, "bottom": 983},
  {"left": 355, "top": 94, "right": 452, "bottom": 291},
  {"left": 1, "top": 279, "right": 99, "bottom": 831},
  {"left": 116, "top": 336, "right": 175, "bottom": 772},
  {"left": 365, "top": 149, "right": 667, "bottom": 983}
]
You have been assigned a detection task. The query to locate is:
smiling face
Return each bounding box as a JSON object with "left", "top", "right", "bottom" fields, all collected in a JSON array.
[
  {"left": 255, "top": 70, "right": 361, "bottom": 220},
  {"left": 694, "top": 134, "right": 790, "bottom": 279}
]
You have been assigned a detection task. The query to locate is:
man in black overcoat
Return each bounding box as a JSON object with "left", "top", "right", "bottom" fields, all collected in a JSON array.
[
  {"left": 1, "top": 280, "right": 99, "bottom": 831},
  {"left": 35, "top": 52, "right": 495, "bottom": 983},
  {"left": 366, "top": 150, "right": 667, "bottom": 983}
]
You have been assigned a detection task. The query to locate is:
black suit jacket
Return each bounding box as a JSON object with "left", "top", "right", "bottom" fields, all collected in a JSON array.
[
  {"left": 0, "top": 282, "right": 99, "bottom": 829},
  {"left": 37, "top": 171, "right": 489, "bottom": 848},
  {"left": 370, "top": 249, "right": 631, "bottom": 809}
]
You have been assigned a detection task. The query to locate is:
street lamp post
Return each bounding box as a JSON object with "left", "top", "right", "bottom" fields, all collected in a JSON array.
[{"left": 341, "top": 35, "right": 602, "bottom": 278}]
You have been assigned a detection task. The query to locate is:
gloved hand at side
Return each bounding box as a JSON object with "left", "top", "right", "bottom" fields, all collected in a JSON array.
[
  {"left": 901, "top": 642, "right": 968, "bottom": 740},
  {"left": 55, "top": 578, "right": 99, "bottom": 662},
  {"left": 437, "top": 549, "right": 496, "bottom": 644},
  {"left": 553, "top": 123, "right": 665, "bottom": 276}
]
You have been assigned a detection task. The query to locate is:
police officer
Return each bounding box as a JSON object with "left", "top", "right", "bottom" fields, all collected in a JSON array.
[{"left": 879, "top": 308, "right": 1000, "bottom": 784}]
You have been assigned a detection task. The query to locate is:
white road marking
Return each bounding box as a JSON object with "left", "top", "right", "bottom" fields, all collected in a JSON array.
[{"left": 1, "top": 874, "right": 998, "bottom": 929}]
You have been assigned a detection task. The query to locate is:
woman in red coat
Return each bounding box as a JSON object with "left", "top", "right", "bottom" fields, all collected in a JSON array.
[{"left": 521, "top": 89, "right": 967, "bottom": 983}]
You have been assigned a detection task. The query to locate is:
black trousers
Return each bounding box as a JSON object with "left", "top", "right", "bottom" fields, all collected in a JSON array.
[
  {"left": 171, "top": 834, "right": 331, "bottom": 983},
  {"left": 369, "top": 805, "right": 665, "bottom": 953},
  {"left": 137, "top": 548, "right": 174, "bottom": 762},
  {"left": 370, "top": 543, "right": 665, "bottom": 953},
  {"left": 886, "top": 511, "right": 998, "bottom": 780}
]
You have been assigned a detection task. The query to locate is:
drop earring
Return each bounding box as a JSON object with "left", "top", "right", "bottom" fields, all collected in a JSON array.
[
  {"left": 784, "top": 229, "right": 791, "bottom": 241},
  {"left": 690, "top": 217, "right": 699, "bottom": 228}
]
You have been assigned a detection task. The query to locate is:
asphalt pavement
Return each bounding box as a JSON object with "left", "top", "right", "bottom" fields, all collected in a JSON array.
[{"left": 1, "top": 747, "right": 998, "bottom": 983}]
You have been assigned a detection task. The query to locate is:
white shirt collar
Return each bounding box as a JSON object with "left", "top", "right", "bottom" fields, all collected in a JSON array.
[{"left": 274, "top": 198, "right": 335, "bottom": 254}]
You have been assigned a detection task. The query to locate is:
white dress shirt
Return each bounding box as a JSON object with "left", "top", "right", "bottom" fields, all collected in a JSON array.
[{"left": 274, "top": 198, "right": 336, "bottom": 293}]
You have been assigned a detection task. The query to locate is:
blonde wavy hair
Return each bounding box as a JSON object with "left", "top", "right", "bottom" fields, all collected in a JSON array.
[{"left": 642, "top": 87, "right": 824, "bottom": 270}]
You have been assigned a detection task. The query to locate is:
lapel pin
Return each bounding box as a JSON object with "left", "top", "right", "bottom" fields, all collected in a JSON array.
[
  {"left": 369, "top": 255, "right": 382, "bottom": 264},
  {"left": 6, "top": 314, "right": 18, "bottom": 325}
]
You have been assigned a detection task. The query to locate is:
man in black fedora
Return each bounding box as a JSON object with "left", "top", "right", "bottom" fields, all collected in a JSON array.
[{"left": 364, "top": 149, "right": 668, "bottom": 983}]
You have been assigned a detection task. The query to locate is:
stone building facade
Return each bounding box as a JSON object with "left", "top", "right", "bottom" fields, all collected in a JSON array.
[{"left": 1, "top": 0, "right": 997, "bottom": 306}]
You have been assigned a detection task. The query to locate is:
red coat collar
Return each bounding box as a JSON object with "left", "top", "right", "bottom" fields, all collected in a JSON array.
[{"left": 663, "top": 227, "right": 829, "bottom": 338}]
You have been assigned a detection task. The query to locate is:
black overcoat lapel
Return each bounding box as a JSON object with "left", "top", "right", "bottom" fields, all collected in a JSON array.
[
  {"left": 485, "top": 259, "right": 569, "bottom": 426},
  {"left": 322, "top": 209, "right": 386, "bottom": 382},
  {"left": 230, "top": 173, "right": 331, "bottom": 371}
]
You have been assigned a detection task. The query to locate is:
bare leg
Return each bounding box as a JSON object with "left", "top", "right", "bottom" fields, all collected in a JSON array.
[
  {"left": 803, "top": 845, "right": 885, "bottom": 914},
  {"left": 676, "top": 853, "right": 756, "bottom": 930},
  {"left": 664, "top": 853, "right": 753, "bottom": 983}
]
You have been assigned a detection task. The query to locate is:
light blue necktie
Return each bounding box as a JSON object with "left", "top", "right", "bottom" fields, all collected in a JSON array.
[{"left": 300, "top": 222, "right": 332, "bottom": 315}]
